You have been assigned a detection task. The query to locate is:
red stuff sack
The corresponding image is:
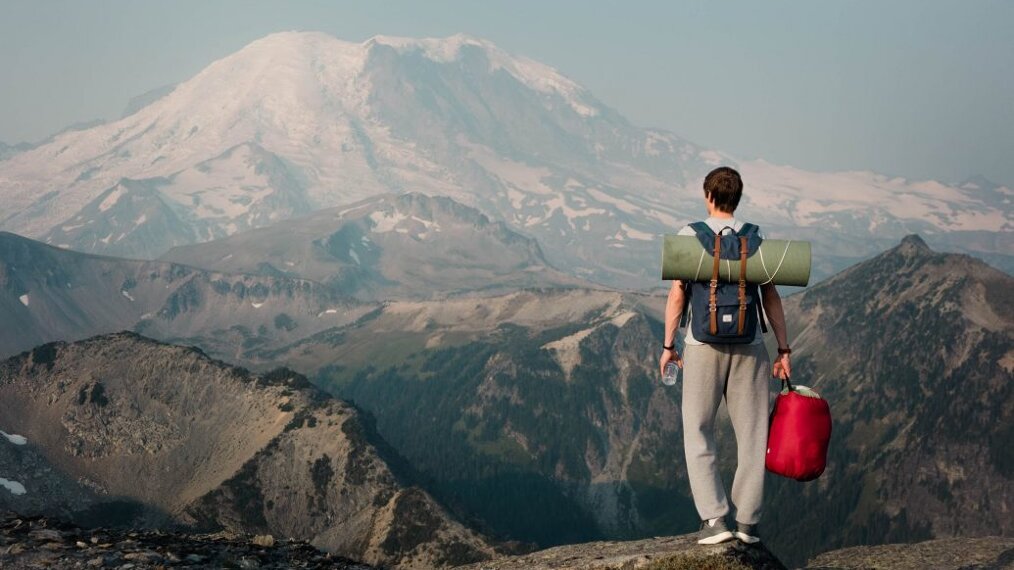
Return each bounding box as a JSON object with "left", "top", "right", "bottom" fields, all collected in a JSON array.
[{"left": 766, "top": 379, "right": 832, "bottom": 482}]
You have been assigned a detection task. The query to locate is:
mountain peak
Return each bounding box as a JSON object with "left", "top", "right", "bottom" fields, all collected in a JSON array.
[
  {"left": 898, "top": 234, "right": 931, "bottom": 253},
  {"left": 366, "top": 32, "right": 493, "bottom": 57},
  {"left": 959, "top": 174, "right": 999, "bottom": 191},
  {"left": 360, "top": 32, "right": 596, "bottom": 115}
]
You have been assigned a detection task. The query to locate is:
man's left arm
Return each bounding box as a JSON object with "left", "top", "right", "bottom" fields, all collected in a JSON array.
[{"left": 761, "top": 283, "right": 791, "bottom": 379}]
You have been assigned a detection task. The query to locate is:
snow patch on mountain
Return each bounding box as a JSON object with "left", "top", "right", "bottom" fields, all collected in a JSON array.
[
  {"left": 369, "top": 210, "right": 409, "bottom": 233},
  {"left": 618, "top": 223, "right": 654, "bottom": 241},
  {"left": 0, "top": 478, "right": 26, "bottom": 496},
  {"left": 0, "top": 431, "right": 27, "bottom": 445},
  {"left": 542, "top": 310, "right": 637, "bottom": 380},
  {"left": 99, "top": 185, "right": 126, "bottom": 212},
  {"left": 741, "top": 160, "right": 1012, "bottom": 231}
]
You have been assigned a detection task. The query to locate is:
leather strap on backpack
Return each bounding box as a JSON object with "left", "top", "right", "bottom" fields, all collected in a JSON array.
[
  {"left": 737, "top": 236, "right": 748, "bottom": 335},
  {"left": 709, "top": 233, "right": 722, "bottom": 335}
]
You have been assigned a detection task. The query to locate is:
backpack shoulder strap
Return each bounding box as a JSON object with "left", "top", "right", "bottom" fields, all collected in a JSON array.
[
  {"left": 689, "top": 221, "right": 714, "bottom": 237},
  {"left": 737, "top": 223, "right": 760, "bottom": 237}
]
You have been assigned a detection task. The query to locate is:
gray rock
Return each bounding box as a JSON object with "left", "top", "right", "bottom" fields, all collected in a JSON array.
[
  {"left": 805, "top": 536, "right": 1014, "bottom": 570},
  {"left": 0, "top": 512, "right": 376, "bottom": 569},
  {"left": 455, "top": 534, "right": 786, "bottom": 570}
]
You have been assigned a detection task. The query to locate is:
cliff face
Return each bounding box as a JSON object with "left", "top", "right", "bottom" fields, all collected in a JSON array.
[{"left": 0, "top": 332, "right": 494, "bottom": 568}]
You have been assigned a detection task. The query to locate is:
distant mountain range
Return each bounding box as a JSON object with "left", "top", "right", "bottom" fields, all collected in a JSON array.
[
  {"left": 0, "top": 333, "right": 494, "bottom": 569},
  {"left": 1, "top": 232, "right": 1009, "bottom": 565},
  {"left": 0, "top": 32, "right": 1009, "bottom": 286},
  {"left": 160, "top": 192, "right": 584, "bottom": 301},
  {"left": 0, "top": 230, "right": 375, "bottom": 361},
  {"left": 0, "top": 188, "right": 586, "bottom": 360}
]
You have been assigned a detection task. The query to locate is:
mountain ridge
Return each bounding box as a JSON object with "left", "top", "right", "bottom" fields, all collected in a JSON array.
[
  {"left": 0, "top": 230, "right": 374, "bottom": 360},
  {"left": 760, "top": 233, "right": 1013, "bottom": 565},
  {"left": 159, "top": 191, "right": 587, "bottom": 300}
]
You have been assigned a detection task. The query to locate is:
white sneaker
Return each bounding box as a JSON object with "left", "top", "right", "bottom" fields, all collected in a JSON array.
[
  {"left": 697, "top": 517, "right": 735, "bottom": 545},
  {"left": 734, "top": 522, "right": 761, "bottom": 544}
]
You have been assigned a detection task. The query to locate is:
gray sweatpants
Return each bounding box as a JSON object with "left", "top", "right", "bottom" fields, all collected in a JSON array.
[{"left": 682, "top": 342, "right": 771, "bottom": 525}]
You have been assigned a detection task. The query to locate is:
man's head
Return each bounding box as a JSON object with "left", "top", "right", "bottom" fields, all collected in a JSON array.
[{"left": 703, "top": 166, "right": 743, "bottom": 214}]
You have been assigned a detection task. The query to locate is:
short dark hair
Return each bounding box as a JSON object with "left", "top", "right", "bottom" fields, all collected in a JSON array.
[{"left": 703, "top": 166, "right": 743, "bottom": 213}]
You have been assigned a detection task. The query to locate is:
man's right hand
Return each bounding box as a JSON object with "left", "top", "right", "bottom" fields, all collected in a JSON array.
[
  {"left": 659, "top": 349, "right": 683, "bottom": 377},
  {"left": 772, "top": 353, "right": 791, "bottom": 380}
]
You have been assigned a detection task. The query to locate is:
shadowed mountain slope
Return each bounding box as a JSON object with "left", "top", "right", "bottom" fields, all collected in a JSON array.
[{"left": 0, "top": 332, "right": 495, "bottom": 569}]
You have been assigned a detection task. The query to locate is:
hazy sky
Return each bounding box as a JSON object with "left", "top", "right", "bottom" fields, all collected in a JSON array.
[{"left": 2, "top": 1, "right": 1012, "bottom": 186}]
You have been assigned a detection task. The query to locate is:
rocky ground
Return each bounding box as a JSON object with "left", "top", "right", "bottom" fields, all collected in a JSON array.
[
  {"left": 5, "top": 510, "right": 1010, "bottom": 570},
  {"left": 0, "top": 512, "right": 376, "bottom": 569},
  {"left": 805, "top": 536, "right": 1014, "bottom": 570},
  {"left": 454, "top": 534, "right": 786, "bottom": 570}
]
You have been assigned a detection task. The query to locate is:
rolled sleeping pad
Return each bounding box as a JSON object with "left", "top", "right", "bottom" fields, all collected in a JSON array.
[{"left": 661, "top": 235, "right": 811, "bottom": 286}]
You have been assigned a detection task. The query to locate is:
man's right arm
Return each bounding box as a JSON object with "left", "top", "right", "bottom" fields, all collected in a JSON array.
[{"left": 660, "top": 280, "right": 685, "bottom": 375}]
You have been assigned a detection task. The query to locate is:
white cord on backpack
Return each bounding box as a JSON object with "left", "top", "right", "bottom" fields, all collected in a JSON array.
[
  {"left": 759, "top": 240, "right": 792, "bottom": 285},
  {"left": 693, "top": 248, "right": 706, "bottom": 281}
]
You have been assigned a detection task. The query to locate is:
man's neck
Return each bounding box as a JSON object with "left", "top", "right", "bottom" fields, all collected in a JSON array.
[{"left": 708, "top": 210, "right": 734, "bottom": 219}]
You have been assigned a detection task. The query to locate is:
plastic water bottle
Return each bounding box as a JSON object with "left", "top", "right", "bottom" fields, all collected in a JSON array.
[{"left": 662, "top": 361, "right": 681, "bottom": 386}]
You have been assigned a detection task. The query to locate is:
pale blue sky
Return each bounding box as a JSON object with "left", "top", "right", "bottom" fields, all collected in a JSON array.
[{"left": 1, "top": 0, "right": 1012, "bottom": 186}]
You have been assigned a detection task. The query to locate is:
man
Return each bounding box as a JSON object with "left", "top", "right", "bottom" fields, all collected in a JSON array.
[{"left": 659, "top": 166, "right": 792, "bottom": 545}]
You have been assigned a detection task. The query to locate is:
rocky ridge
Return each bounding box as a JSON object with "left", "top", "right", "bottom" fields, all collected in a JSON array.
[{"left": 0, "top": 332, "right": 495, "bottom": 568}]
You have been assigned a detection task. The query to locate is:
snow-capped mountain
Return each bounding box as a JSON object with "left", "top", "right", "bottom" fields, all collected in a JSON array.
[{"left": 0, "top": 31, "right": 1009, "bottom": 286}]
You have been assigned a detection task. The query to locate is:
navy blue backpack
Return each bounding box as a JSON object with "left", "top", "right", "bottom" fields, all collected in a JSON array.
[{"left": 683, "top": 222, "right": 768, "bottom": 344}]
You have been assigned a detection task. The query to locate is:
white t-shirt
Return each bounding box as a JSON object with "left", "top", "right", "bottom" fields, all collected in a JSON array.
[{"left": 676, "top": 217, "right": 765, "bottom": 346}]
